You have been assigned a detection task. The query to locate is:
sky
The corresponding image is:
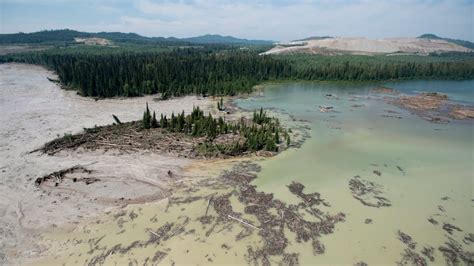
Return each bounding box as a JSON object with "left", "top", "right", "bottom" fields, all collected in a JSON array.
[{"left": 1, "top": 0, "right": 473, "bottom": 42}]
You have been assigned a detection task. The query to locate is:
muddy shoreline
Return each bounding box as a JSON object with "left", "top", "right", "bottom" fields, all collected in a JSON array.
[
  {"left": 0, "top": 63, "right": 217, "bottom": 264},
  {"left": 0, "top": 63, "right": 307, "bottom": 264}
]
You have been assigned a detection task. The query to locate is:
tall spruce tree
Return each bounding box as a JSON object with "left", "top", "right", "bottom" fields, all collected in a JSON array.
[
  {"left": 142, "top": 103, "right": 152, "bottom": 129},
  {"left": 151, "top": 111, "right": 158, "bottom": 128}
]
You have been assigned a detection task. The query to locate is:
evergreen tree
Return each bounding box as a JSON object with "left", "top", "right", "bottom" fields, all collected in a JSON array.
[
  {"left": 217, "top": 97, "right": 224, "bottom": 111},
  {"left": 142, "top": 103, "right": 152, "bottom": 129},
  {"left": 151, "top": 111, "right": 158, "bottom": 128},
  {"left": 274, "top": 127, "right": 280, "bottom": 144}
]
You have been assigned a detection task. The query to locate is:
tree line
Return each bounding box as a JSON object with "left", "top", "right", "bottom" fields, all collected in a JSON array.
[
  {"left": 1, "top": 48, "right": 473, "bottom": 98},
  {"left": 282, "top": 54, "right": 474, "bottom": 81},
  {"left": 2, "top": 49, "right": 289, "bottom": 97}
]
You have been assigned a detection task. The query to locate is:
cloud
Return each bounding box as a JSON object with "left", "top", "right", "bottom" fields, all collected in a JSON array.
[
  {"left": 119, "top": 0, "right": 473, "bottom": 41},
  {"left": 1, "top": 0, "right": 473, "bottom": 41}
]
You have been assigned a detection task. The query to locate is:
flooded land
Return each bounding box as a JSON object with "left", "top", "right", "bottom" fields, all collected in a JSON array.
[{"left": 1, "top": 63, "right": 473, "bottom": 265}]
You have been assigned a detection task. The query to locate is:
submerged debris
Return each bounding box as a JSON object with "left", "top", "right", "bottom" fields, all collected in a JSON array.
[
  {"left": 319, "top": 106, "right": 334, "bottom": 113},
  {"left": 204, "top": 162, "right": 345, "bottom": 264},
  {"left": 438, "top": 237, "right": 474, "bottom": 265},
  {"left": 421, "top": 246, "right": 435, "bottom": 262},
  {"left": 282, "top": 253, "right": 300, "bottom": 266},
  {"left": 442, "top": 223, "right": 463, "bottom": 235},
  {"left": 396, "top": 165, "right": 405, "bottom": 175},
  {"left": 288, "top": 181, "right": 330, "bottom": 207},
  {"left": 398, "top": 231, "right": 417, "bottom": 250},
  {"left": 348, "top": 176, "right": 391, "bottom": 208},
  {"left": 427, "top": 217, "right": 439, "bottom": 225},
  {"left": 398, "top": 248, "right": 427, "bottom": 266},
  {"left": 88, "top": 221, "right": 177, "bottom": 265},
  {"left": 464, "top": 233, "right": 474, "bottom": 245},
  {"left": 312, "top": 240, "right": 325, "bottom": 255}
]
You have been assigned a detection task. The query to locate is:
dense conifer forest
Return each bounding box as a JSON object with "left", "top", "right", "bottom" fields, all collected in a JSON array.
[
  {"left": 1, "top": 48, "right": 288, "bottom": 97},
  {"left": 1, "top": 45, "right": 473, "bottom": 98}
]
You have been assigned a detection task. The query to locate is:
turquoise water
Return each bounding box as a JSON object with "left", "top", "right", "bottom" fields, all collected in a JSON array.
[{"left": 235, "top": 80, "right": 474, "bottom": 264}]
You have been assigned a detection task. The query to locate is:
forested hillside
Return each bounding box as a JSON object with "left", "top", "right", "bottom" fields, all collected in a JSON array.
[{"left": 0, "top": 29, "right": 272, "bottom": 46}]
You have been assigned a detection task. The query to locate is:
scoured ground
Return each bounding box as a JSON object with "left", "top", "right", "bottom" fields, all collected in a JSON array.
[{"left": 0, "top": 63, "right": 212, "bottom": 264}]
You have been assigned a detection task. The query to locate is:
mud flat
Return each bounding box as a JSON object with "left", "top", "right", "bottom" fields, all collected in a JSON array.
[{"left": 0, "top": 63, "right": 212, "bottom": 264}]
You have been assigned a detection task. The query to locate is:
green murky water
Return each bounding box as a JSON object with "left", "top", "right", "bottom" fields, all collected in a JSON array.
[
  {"left": 37, "top": 80, "right": 473, "bottom": 265},
  {"left": 235, "top": 80, "right": 474, "bottom": 264}
]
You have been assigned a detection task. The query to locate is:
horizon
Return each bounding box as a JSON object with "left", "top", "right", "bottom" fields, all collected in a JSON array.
[
  {"left": 1, "top": 0, "right": 473, "bottom": 42},
  {"left": 2, "top": 28, "right": 472, "bottom": 43}
]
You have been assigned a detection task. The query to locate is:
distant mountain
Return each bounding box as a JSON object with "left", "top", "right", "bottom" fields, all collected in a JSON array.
[
  {"left": 292, "top": 36, "right": 333, "bottom": 42},
  {"left": 182, "top": 34, "right": 273, "bottom": 45},
  {"left": 0, "top": 29, "right": 272, "bottom": 46},
  {"left": 0, "top": 29, "right": 186, "bottom": 45},
  {"left": 0, "top": 29, "right": 89, "bottom": 44},
  {"left": 418, "top": 34, "right": 474, "bottom": 50}
]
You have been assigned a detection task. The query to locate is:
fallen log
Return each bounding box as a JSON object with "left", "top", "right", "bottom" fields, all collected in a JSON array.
[{"left": 228, "top": 215, "right": 260, "bottom": 230}]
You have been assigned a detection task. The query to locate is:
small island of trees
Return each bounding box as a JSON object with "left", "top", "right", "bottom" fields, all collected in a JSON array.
[{"left": 40, "top": 105, "right": 290, "bottom": 157}]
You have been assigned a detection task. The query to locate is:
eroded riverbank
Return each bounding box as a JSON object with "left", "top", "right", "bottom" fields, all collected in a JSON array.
[{"left": 0, "top": 63, "right": 214, "bottom": 264}]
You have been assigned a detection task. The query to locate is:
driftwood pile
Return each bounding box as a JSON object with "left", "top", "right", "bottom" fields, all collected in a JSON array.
[
  {"left": 86, "top": 218, "right": 189, "bottom": 265},
  {"left": 348, "top": 175, "right": 391, "bottom": 208},
  {"left": 37, "top": 121, "right": 205, "bottom": 157},
  {"left": 396, "top": 231, "right": 427, "bottom": 266},
  {"left": 35, "top": 165, "right": 93, "bottom": 187},
  {"left": 398, "top": 231, "right": 417, "bottom": 250},
  {"left": 388, "top": 91, "right": 474, "bottom": 123},
  {"left": 438, "top": 237, "right": 474, "bottom": 265},
  {"left": 464, "top": 233, "right": 474, "bottom": 245},
  {"left": 442, "top": 223, "right": 463, "bottom": 235},
  {"left": 191, "top": 161, "right": 346, "bottom": 264},
  {"left": 395, "top": 227, "right": 474, "bottom": 265}
]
